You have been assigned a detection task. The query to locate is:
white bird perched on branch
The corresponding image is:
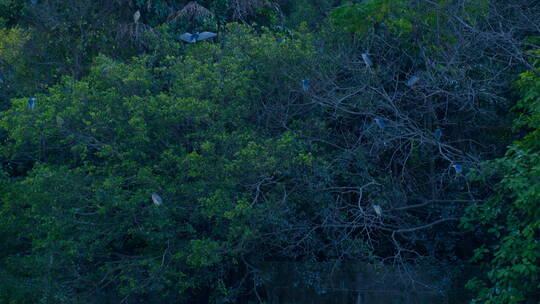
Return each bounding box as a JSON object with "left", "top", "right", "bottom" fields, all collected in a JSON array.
[
  {"left": 373, "top": 204, "right": 382, "bottom": 217},
  {"left": 362, "top": 53, "right": 372, "bottom": 68},
  {"left": 133, "top": 10, "right": 141, "bottom": 23},
  {"left": 151, "top": 193, "right": 163, "bottom": 206}
]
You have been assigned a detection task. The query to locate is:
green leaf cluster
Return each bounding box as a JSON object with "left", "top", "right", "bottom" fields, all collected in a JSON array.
[
  {"left": 0, "top": 24, "right": 327, "bottom": 303},
  {"left": 463, "top": 51, "right": 540, "bottom": 304}
]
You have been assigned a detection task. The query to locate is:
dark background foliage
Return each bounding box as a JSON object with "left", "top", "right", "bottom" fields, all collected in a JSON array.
[{"left": 0, "top": 0, "right": 539, "bottom": 303}]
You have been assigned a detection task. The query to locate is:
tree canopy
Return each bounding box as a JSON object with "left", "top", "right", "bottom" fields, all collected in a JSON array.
[{"left": 0, "top": 0, "right": 539, "bottom": 303}]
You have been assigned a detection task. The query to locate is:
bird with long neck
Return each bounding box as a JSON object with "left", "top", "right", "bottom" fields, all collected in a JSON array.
[{"left": 133, "top": 10, "right": 141, "bottom": 23}]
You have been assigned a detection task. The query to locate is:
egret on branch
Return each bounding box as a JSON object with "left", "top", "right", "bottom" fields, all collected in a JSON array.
[
  {"left": 133, "top": 10, "right": 141, "bottom": 23},
  {"left": 373, "top": 204, "right": 382, "bottom": 217},
  {"left": 151, "top": 193, "right": 163, "bottom": 206},
  {"left": 362, "top": 53, "right": 372, "bottom": 68}
]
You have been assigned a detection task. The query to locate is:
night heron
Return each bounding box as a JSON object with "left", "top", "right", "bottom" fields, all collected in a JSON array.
[
  {"left": 28, "top": 97, "right": 36, "bottom": 110},
  {"left": 434, "top": 128, "right": 442, "bottom": 141},
  {"left": 302, "top": 79, "right": 310, "bottom": 92},
  {"left": 406, "top": 75, "right": 420, "bottom": 87},
  {"left": 151, "top": 193, "right": 163, "bottom": 206},
  {"left": 133, "top": 10, "right": 141, "bottom": 23},
  {"left": 180, "top": 31, "right": 217, "bottom": 43},
  {"left": 374, "top": 117, "right": 385, "bottom": 130},
  {"left": 451, "top": 164, "right": 463, "bottom": 174},
  {"left": 362, "top": 53, "right": 372, "bottom": 68},
  {"left": 373, "top": 204, "right": 382, "bottom": 217}
]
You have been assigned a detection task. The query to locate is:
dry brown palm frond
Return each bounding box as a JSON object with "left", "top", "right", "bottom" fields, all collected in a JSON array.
[
  {"left": 229, "top": 0, "right": 273, "bottom": 21},
  {"left": 167, "top": 1, "right": 214, "bottom": 23}
]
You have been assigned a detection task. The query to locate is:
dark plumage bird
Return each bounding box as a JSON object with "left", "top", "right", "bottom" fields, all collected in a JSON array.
[
  {"left": 28, "top": 97, "right": 36, "bottom": 110},
  {"left": 180, "top": 31, "right": 217, "bottom": 43},
  {"left": 276, "top": 38, "right": 286, "bottom": 43}
]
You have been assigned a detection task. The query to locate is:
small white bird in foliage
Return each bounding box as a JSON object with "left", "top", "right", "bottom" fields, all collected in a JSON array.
[
  {"left": 133, "top": 10, "right": 141, "bottom": 23},
  {"left": 373, "top": 204, "right": 382, "bottom": 217},
  {"left": 151, "top": 193, "right": 163, "bottom": 206}
]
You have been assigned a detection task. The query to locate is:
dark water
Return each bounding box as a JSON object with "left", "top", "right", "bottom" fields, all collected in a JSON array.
[{"left": 258, "top": 262, "right": 476, "bottom": 304}]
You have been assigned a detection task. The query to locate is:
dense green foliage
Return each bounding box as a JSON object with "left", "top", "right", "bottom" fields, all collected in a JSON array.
[
  {"left": 463, "top": 51, "right": 540, "bottom": 304},
  {"left": 0, "top": 0, "right": 539, "bottom": 303},
  {"left": 0, "top": 24, "right": 322, "bottom": 302}
]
